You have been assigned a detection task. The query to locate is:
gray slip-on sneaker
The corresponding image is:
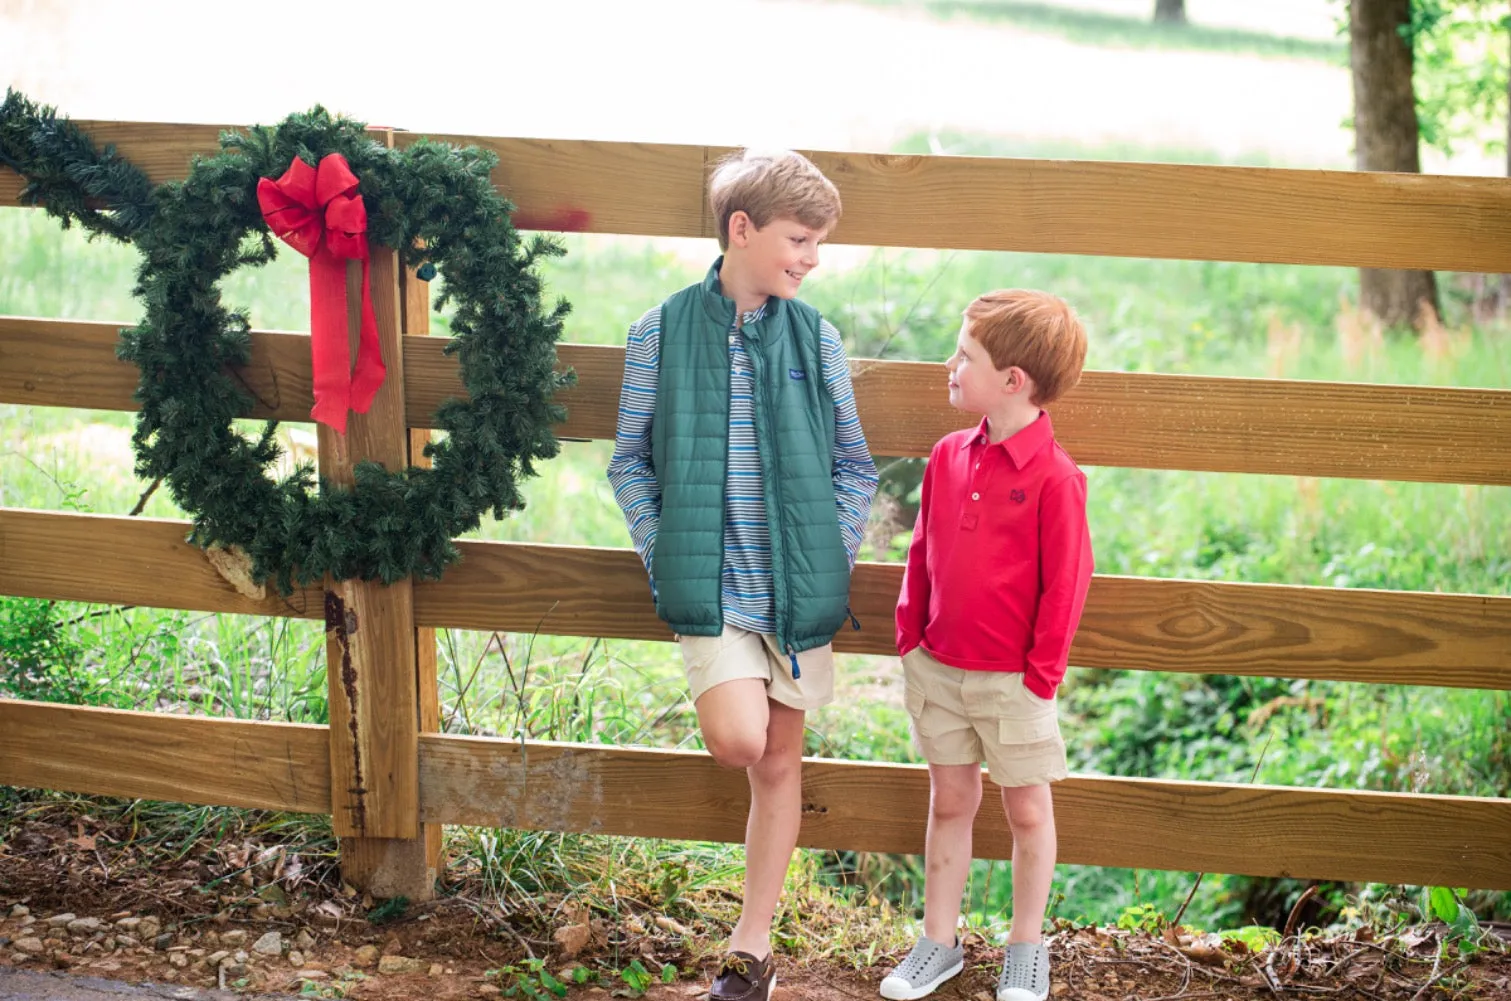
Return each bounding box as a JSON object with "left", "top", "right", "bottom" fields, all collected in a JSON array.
[
  {"left": 879, "top": 934, "right": 964, "bottom": 1000},
  {"left": 996, "top": 941, "right": 1051, "bottom": 1001}
]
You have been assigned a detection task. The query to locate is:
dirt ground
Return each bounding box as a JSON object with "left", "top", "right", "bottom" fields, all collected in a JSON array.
[{"left": 2, "top": 805, "right": 1508, "bottom": 1001}]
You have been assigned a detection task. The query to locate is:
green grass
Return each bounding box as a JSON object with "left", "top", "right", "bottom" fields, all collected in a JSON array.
[
  {"left": 831, "top": 0, "right": 1347, "bottom": 62},
  {"left": 4, "top": 202, "right": 1510, "bottom": 930}
]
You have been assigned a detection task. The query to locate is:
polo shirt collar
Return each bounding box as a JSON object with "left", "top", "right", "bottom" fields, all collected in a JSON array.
[{"left": 963, "top": 411, "right": 1055, "bottom": 469}]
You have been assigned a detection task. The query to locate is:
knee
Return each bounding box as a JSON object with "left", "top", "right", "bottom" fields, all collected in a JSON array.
[
  {"left": 706, "top": 731, "right": 765, "bottom": 770},
  {"left": 1003, "top": 796, "right": 1051, "bottom": 835},
  {"left": 930, "top": 780, "right": 983, "bottom": 822},
  {"left": 748, "top": 747, "right": 801, "bottom": 788}
]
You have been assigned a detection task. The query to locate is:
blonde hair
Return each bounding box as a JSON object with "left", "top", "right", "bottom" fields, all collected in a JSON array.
[
  {"left": 708, "top": 148, "right": 841, "bottom": 251},
  {"left": 963, "top": 290, "right": 1087, "bottom": 405}
]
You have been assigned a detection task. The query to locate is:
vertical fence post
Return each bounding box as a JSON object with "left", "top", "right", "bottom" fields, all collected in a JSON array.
[
  {"left": 402, "top": 242, "right": 445, "bottom": 883},
  {"left": 316, "top": 129, "right": 435, "bottom": 900}
]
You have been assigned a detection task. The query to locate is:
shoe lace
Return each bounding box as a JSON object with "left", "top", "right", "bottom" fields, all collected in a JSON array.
[{"left": 718, "top": 954, "right": 752, "bottom": 980}]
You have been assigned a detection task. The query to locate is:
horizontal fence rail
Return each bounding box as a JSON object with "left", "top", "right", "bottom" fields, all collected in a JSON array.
[
  {"left": 4, "top": 123, "right": 1511, "bottom": 271},
  {"left": 4, "top": 317, "right": 1509, "bottom": 484},
  {"left": 4, "top": 508, "right": 1509, "bottom": 691},
  {"left": 2, "top": 701, "right": 1508, "bottom": 889}
]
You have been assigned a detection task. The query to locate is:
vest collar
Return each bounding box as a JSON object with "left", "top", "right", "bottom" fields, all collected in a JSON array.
[{"left": 704, "top": 256, "right": 780, "bottom": 329}]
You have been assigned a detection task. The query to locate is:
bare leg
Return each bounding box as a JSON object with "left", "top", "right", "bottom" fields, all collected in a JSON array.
[
  {"left": 727, "top": 698, "right": 807, "bottom": 958},
  {"left": 694, "top": 677, "right": 771, "bottom": 769},
  {"left": 921, "top": 763, "right": 985, "bottom": 943},
  {"left": 1001, "top": 783, "right": 1056, "bottom": 944}
]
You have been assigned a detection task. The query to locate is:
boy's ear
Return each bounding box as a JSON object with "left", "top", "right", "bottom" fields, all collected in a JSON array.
[
  {"left": 727, "top": 210, "right": 753, "bottom": 248},
  {"left": 1003, "top": 366, "right": 1031, "bottom": 396}
]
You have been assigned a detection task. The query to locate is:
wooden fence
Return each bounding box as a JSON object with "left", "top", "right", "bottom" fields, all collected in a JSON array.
[{"left": 2, "top": 123, "right": 1509, "bottom": 901}]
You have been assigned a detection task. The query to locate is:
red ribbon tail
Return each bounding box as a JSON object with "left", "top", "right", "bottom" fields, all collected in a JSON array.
[
  {"left": 308, "top": 249, "right": 353, "bottom": 435},
  {"left": 347, "top": 253, "right": 386, "bottom": 414}
]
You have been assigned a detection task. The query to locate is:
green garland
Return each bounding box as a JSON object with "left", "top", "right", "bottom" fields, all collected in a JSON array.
[{"left": 2, "top": 90, "right": 572, "bottom": 593}]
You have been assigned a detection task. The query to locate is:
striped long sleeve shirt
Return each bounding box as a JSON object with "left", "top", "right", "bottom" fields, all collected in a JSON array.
[{"left": 606, "top": 302, "right": 879, "bottom": 636}]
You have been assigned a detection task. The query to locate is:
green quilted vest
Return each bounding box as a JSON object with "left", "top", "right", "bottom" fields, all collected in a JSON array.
[{"left": 651, "top": 260, "right": 851, "bottom": 658}]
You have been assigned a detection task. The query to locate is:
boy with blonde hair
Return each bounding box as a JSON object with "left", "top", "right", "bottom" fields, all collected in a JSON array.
[
  {"left": 608, "top": 148, "right": 878, "bottom": 1001},
  {"left": 881, "top": 291, "right": 1093, "bottom": 1001}
]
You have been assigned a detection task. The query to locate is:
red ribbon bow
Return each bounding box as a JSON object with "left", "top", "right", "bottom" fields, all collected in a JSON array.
[{"left": 257, "top": 154, "right": 385, "bottom": 434}]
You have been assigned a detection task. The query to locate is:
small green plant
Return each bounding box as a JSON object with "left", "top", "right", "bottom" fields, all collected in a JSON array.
[
  {"left": 1423, "top": 886, "right": 1484, "bottom": 951},
  {"left": 1220, "top": 925, "right": 1282, "bottom": 951},
  {"left": 364, "top": 895, "right": 409, "bottom": 925},
  {"left": 490, "top": 959, "right": 568, "bottom": 999},
  {"left": 618, "top": 959, "right": 653, "bottom": 995},
  {"left": 1116, "top": 902, "right": 1166, "bottom": 933}
]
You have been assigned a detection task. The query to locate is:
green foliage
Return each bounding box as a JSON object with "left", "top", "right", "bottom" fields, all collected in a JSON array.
[
  {"left": 618, "top": 959, "right": 653, "bottom": 994},
  {"left": 1409, "top": 1, "right": 1510, "bottom": 158},
  {"left": 0, "top": 597, "right": 87, "bottom": 704},
  {"left": 1220, "top": 925, "right": 1282, "bottom": 950},
  {"left": 490, "top": 958, "right": 569, "bottom": 999},
  {"left": 1423, "top": 886, "right": 1488, "bottom": 949},
  {"left": 363, "top": 895, "right": 409, "bottom": 924},
  {"left": 1115, "top": 902, "right": 1166, "bottom": 932},
  {"left": 1, "top": 93, "right": 574, "bottom": 593},
  {"left": 0, "top": 89, "right": 157, "bottom": 241}
]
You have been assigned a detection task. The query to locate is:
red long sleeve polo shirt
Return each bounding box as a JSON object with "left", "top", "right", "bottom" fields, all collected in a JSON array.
[{"left": 895, "top": 412, "right": 1094, "bottom": 700}]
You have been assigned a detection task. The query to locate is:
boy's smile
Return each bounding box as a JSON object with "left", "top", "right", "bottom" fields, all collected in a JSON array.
[
  {"left": 945, "top": 322, "right": 1002, "bottom": 413},
  {"left": 725, "top": 214, "right": 828, "bottom": 306}
]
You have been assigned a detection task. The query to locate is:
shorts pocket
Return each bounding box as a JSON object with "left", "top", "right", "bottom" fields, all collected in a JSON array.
[
  {"left": 998, "top": 712, "right": 1061, "bottom": 746},
  {"left": 1021, "top": 679, "right": 1056, "bottom": 706},
  {"left": 904, "top": 684, "right": 933, "bottom": 737}
]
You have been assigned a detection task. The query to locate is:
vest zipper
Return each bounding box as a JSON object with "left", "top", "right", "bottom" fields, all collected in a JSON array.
[{"left": 749, "top": 319, "right": 797, "bottom": 677}]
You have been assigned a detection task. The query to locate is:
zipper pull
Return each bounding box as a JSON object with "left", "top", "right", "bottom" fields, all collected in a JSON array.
[
  {"left": 787, "top": 645, "right": 801, "bottom": 680},
  {"left": 846, "top": 606, "right": 862, "bottom": 631}
]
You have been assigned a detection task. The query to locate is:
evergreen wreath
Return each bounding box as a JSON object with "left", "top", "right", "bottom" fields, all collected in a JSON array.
[{"left": 1, "top": 90, "right": 572, "bottom": 593}]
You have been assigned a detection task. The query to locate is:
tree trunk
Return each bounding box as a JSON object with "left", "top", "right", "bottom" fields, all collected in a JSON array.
[
  {"left": 1349, "top": 0, "right": 1440, "bottom": 330},
  {"left": 1154, "top": 0, "right": 1186, "bottom": 24}
]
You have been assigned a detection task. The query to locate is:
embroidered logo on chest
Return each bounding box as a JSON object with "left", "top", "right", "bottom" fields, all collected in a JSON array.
[
  {"left": 1010, "top": 488, "right": 1027, "bottom": 504},
  {"left": 788, "top": 368, "right": 806, "bottom": 380}
]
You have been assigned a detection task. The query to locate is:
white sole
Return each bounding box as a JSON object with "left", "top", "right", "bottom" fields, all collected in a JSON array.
[
  {"left": 996, "top": 989, "right": 1047, "bottom": 1001},
  {"left": 878, "top": 958, "right": 964, "bottom": 1000}
]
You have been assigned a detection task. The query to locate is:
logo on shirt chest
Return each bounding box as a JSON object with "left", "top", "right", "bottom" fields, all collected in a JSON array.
[
  {"left": 788, "top": 368, "right": 806, "bottom": 381},
  {"left": 1010, "top": 488, "right": 1027, "bottom": 504}
]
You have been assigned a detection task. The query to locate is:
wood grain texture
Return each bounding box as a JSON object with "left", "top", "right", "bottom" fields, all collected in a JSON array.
[
  {"left": 316, "top": 250, "right": 420, "bottom": 843},
  {"left": 5, "top": 124, "right": 1511, "bottom": 269},
  {"left": 419, "top": 735, "right": 1511, "bottom": 889},
  {"left": 421, "top": 543, "right": 1511, "bottom": 690},
  {"left": 6, "top": 511, "right": 1507, "bottom": 690},
  {"left": 0, "top": 699, "right": 329, "bottom": 814},
  {"left": 341, "top": 134, "right": 1511, "bottom": 271},
  {"left": 0, "top": 316, "right": 312, "bottom": 420},
  {"left": 401, "top": 254, "right": 445, "bottom": 890},
  {"left": 5, "top": 319, "right": 1509, "bottom": 485},
  {"left": 0, "top": 507, "right": 325, "bottom": 618},
  {"left": 5, "top": 707, "right": 1503, "bottom": 888}
]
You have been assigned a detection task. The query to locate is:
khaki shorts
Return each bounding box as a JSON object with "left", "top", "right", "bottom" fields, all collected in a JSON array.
[
  {"left": 902, "top": 646, "right": 1068, "bottom": 788},
  {"left": 680, "top": 625, "right": 835, "bottom": 712}
]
